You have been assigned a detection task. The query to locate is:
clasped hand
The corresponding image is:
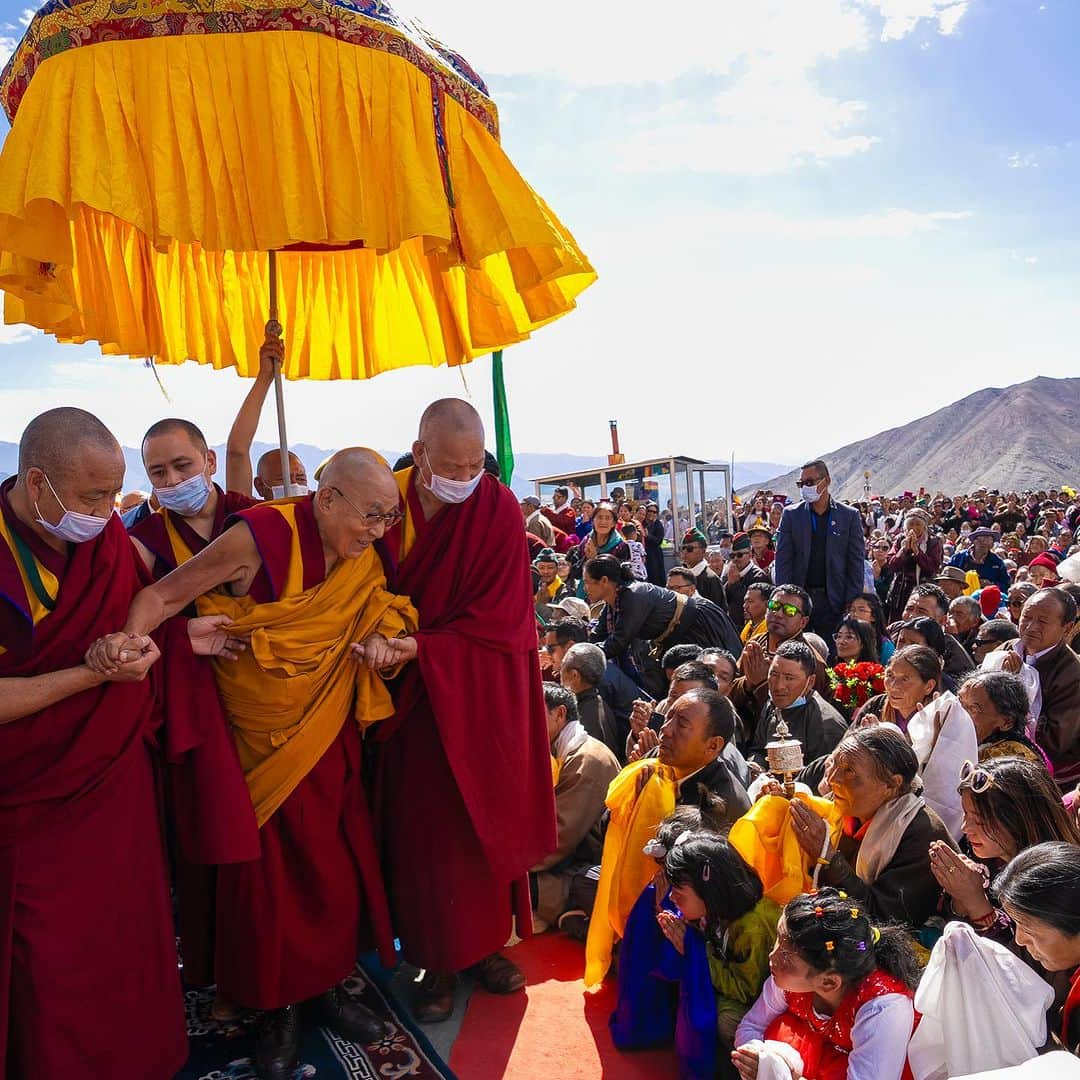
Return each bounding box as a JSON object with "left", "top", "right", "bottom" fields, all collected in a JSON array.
[
  {"left": 84, "top": 633, "right": 160, "bottom": 682},
  {"left": 85, "top": 615, "right": 247, "bottom": 679},
  {"left": 350, "top": 634, "right": 418, "bottom": 670}
]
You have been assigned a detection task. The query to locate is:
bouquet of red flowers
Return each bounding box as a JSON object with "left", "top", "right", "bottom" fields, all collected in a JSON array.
[{"left": 827, "top": 660, "right": 886, "bottom": 710}]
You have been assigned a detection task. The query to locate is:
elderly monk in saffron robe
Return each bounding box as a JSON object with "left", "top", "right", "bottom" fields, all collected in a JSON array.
[
  {"left": 0, "top": 407, "right": 252, "bottom": 1080},
  {"left": 369, "top": 399, "right": 557, "bottom": 1022},
  {"left": 113, "top": 448, "right": 418, "bottom": 1080}
]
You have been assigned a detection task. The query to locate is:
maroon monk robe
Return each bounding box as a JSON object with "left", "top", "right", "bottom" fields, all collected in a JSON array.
[
  {"left": 0, "top": 480, "right": 187, "bottom": 1080},
  {"left": 129, "top": 485, "right": 260, "bottom": 988},
  {"left": 129, "top": 484, "right": 256, "bottom": 578},
  {"left": 213, "top": 496, "right": 397, "bottom": 1011},
  {"left": 373, "top": 471, "right": 557, "bottom": 972}
]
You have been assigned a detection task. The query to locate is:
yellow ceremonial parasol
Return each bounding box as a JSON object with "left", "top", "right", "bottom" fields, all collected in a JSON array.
[{"left": 0, "top": 0, "right": 595, "bottom": 487}]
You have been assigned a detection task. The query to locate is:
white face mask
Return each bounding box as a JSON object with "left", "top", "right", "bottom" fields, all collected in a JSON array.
[
  {"left": 271, "top": 483, "right": 309, "bottom": 500},
  {"left": 800, "top": 482, "right": 823, "bottom": 504},
  {"left": 35, "top": 472, "right": 112, "bottom": 544},
  {"left": 420, "top": 456, "right": 482, "bottom": 505}
]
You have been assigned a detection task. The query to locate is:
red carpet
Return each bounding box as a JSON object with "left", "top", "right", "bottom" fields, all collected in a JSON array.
[{"left": 449, "top": 934, "right": 680, "bottom": 1079}]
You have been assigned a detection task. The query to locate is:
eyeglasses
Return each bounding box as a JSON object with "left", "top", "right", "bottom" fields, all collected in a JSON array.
[
  {"left": 767, "top": 600, "right": 803, "bottom": 617},
  {"left": 972, "top": 636, "right": 996, "bottom": 648},
  {"left": 328, "top": 486, "right": 403, "bottom": 527},
  {"left": 959, "top": 759, "right": 993, "bottom": 794}
]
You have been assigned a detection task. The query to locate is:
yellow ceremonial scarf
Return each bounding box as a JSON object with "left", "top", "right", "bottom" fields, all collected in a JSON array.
[
  {"left": 395, "top": 467, "right": 419, "bottom": 563},
  {"left": 728, "top": 793, "right": 844, "bottom": 906},
  {"left": 741, "top": 616, "right": 767, "bottom": 644},
  {"left": 584, "top": 759, "right": 677, "bottom": 988},
  {"left": 0, "top": 513, "right": 60, "bottom": 655},
  {"left": 196, "top": 540, "right": 417, "bottom": 827}
]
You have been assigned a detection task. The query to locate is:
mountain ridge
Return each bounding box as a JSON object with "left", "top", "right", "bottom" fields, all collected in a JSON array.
[{"left": 738, "top": 375, "right": 1080, "bottom": 501}]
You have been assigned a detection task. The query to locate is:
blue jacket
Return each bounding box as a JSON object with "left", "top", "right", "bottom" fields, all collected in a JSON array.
[
  {"left": 774, "top": 497, "right": 866, "bottom": 615},
  {"left": 948, "top": 549, "right": 1011, "bottom": 593}
]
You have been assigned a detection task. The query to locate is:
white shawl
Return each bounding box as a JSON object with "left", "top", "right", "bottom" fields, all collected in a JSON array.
[
  {"left": 856, "top": 791, "right": 925, "bottom": 884},
  {"left": 908, "top": 691, "right": 979, "bottom": 840},
  {"left": 908, "top": 922, "right": 1054, "bottom": 1080}
]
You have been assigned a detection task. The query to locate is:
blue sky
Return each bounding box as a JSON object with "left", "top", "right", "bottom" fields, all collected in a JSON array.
[{"left": 0, "top": 0, "right": 1077, "bottom": 476}]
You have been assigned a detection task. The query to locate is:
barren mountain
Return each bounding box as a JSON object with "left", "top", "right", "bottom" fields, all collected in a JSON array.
[{"left": 741, "top": 376, "right": 1080, "bottom": 502}]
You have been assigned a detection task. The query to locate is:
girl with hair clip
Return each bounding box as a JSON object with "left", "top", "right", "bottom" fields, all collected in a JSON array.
[
  {"left": 733, "top": 888, "right": 921, "bottom": 1080},
  {"left": 612, "top": 800, "right": 779, "bottom": 1079}
]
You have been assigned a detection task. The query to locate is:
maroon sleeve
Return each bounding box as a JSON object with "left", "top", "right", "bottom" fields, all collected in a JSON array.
[{"left": 156, "top": 616, "right": 260, "bottom": 865}]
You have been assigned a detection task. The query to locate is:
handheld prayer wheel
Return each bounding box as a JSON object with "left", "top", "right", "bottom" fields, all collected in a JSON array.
[{"left": 765, "top": 719, "right": 803, "bottom": 798}]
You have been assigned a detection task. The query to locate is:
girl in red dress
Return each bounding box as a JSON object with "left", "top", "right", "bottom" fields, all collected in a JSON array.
[{"left": 732, "top": 889, "right": 921, "bottom": 1080}]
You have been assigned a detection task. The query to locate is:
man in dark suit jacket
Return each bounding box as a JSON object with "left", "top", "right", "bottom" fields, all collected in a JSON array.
[{"left": 774, "top": 459, "right": 866, "bottom": 642}]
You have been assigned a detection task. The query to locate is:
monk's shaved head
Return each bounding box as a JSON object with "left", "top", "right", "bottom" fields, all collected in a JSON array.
[
  {"left": 142, "top": 418, "right": 208, "bottom": 455},
  {"left": 315, "top": 448, "right": 401, "bottom": 560},
  {"left": 318, "top": 448, "right": 396, "bottom": 499},
  {"left": 418, "top": 398, "right": 485, "bottom": 443},
  {"left": 19, "top": 407, "right": 122, "bottom": 481}
]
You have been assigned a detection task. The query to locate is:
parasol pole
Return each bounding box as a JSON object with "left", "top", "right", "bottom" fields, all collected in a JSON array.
[{"left": 267, "top": 249, "right": 293, "bottom": 496}]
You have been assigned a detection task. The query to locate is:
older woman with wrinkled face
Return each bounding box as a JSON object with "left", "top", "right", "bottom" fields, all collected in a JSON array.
[{"left": 786, "top": 725, "right": 955, "bottom": 928}]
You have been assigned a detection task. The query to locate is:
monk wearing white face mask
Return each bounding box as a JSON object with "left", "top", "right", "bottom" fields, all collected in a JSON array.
[
  {"left": 368, "top": 399, "right": 557, "bottom": 1023},
  {"left": 129, "top": 417, "right": 257, "bottom": 582}
]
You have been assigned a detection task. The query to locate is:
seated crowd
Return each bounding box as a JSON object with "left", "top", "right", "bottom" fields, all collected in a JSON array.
[{"left": 530, "top": 463, "right": 1080, "bottom": 1078}]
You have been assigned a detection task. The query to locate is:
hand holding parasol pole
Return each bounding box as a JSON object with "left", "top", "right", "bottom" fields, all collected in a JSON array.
[{"left": 267, "top": 250, "right": 293, "bottom": 497}]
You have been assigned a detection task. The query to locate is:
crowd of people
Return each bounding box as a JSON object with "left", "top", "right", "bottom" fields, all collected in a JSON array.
[
  {"left": 531, "top": 460, "right": 1080, "bottom": 1078},
  {"left": 5, "top": 373, "right": 1080, "bottom": 1080}
]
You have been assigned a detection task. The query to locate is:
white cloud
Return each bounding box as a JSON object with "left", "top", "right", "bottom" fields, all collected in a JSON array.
[
  {"left": 619, "top": 72, "right": 878, "bottom": 174},
  {"left": 0, "top": 35, "right": 15, "bottom": 66},
  {"left": 408, "top": 1, "right": 862, "bottom": 86},
  {"left": 1008, "top": 151, "right": 1039, "bottom": 169},
  {"left": 0, "top": 323, "right": 35, "bottom": 346},
  {"left": 862, "top": 0, "right": 970, "bottom": 41},
  {"left": 18, "top": 8, "right": 34, "bottom": 26},
  {"left": 688, "top": 207, "right": 972, "bottom": 239}
]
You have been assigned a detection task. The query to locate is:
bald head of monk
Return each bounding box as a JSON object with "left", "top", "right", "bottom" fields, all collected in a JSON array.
[
  {"left": 255, "top": 450, "right": 308, "bottom": 501},
  {"left": 412, "top": 399, "right": 486, "bottom": 505},
  {"left": 314, "top": 448, "right": 401, "bottom": 561},
  {"left": 12, "top": 407, "right": 125, "bottom": 549}
]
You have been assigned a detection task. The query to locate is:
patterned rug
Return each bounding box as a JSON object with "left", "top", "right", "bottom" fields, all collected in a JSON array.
[{"left": 178, "top": 961, "right": 455, "bottom": 1080}]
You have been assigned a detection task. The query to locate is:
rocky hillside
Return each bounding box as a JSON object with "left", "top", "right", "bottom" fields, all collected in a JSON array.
[{"left": 741, "top": 376, "right": 1080, "bottom": 501}]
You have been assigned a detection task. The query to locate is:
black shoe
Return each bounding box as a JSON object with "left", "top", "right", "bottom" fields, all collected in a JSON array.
[
  {"left": 314, "top": 983, "right": 391, "bottom": 1045},
  {"left": 254, "top": 1005, "right": 301, "bottom": 1080}
]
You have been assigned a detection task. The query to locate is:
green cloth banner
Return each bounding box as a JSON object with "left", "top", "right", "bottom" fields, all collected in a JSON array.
[{"left": 491, "top": 350, "right": 514, "bottom": 486}]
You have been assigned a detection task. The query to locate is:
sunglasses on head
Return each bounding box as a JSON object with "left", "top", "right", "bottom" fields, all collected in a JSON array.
[
  {"left": 959, "top": 759, "right": 993, "bottom": 794},
  {"left": 767, "top": 600, "right": 803, "bottom": 617}
]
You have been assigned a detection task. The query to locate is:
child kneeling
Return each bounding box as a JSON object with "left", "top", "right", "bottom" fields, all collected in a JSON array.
[
  {"left": 733, "top": 889, "right": 920, "bottom": 1080},
  {"left": 612, "top": 814, "right": 779, "bottom": 1078}
]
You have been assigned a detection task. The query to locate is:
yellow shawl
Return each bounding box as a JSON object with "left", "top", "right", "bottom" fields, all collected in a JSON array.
[
  {"left": 584, "top": 759, "right": 677, "bottom": 987},
  {"left": 729, "top": 793, "right": 844, "bottom": 906},
  {"left": 197, "top": 547, "right": 417, "bottom": 827}
]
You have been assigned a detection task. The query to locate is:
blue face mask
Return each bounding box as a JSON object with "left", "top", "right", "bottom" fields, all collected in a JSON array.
[
  {"left": 154, "top": 471, "right": 211, "bottom": 516},
  {"left": 790, "top": 695, "right": 808, "bottom": 708}
]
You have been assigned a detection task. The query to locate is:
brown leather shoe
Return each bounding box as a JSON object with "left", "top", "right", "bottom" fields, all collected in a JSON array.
[
  {"left": 413, "top": 971, "right": 457, "bottom": 1024},
  {"left": 474, "top": 952, "right": 526, "bottom": 995}
]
